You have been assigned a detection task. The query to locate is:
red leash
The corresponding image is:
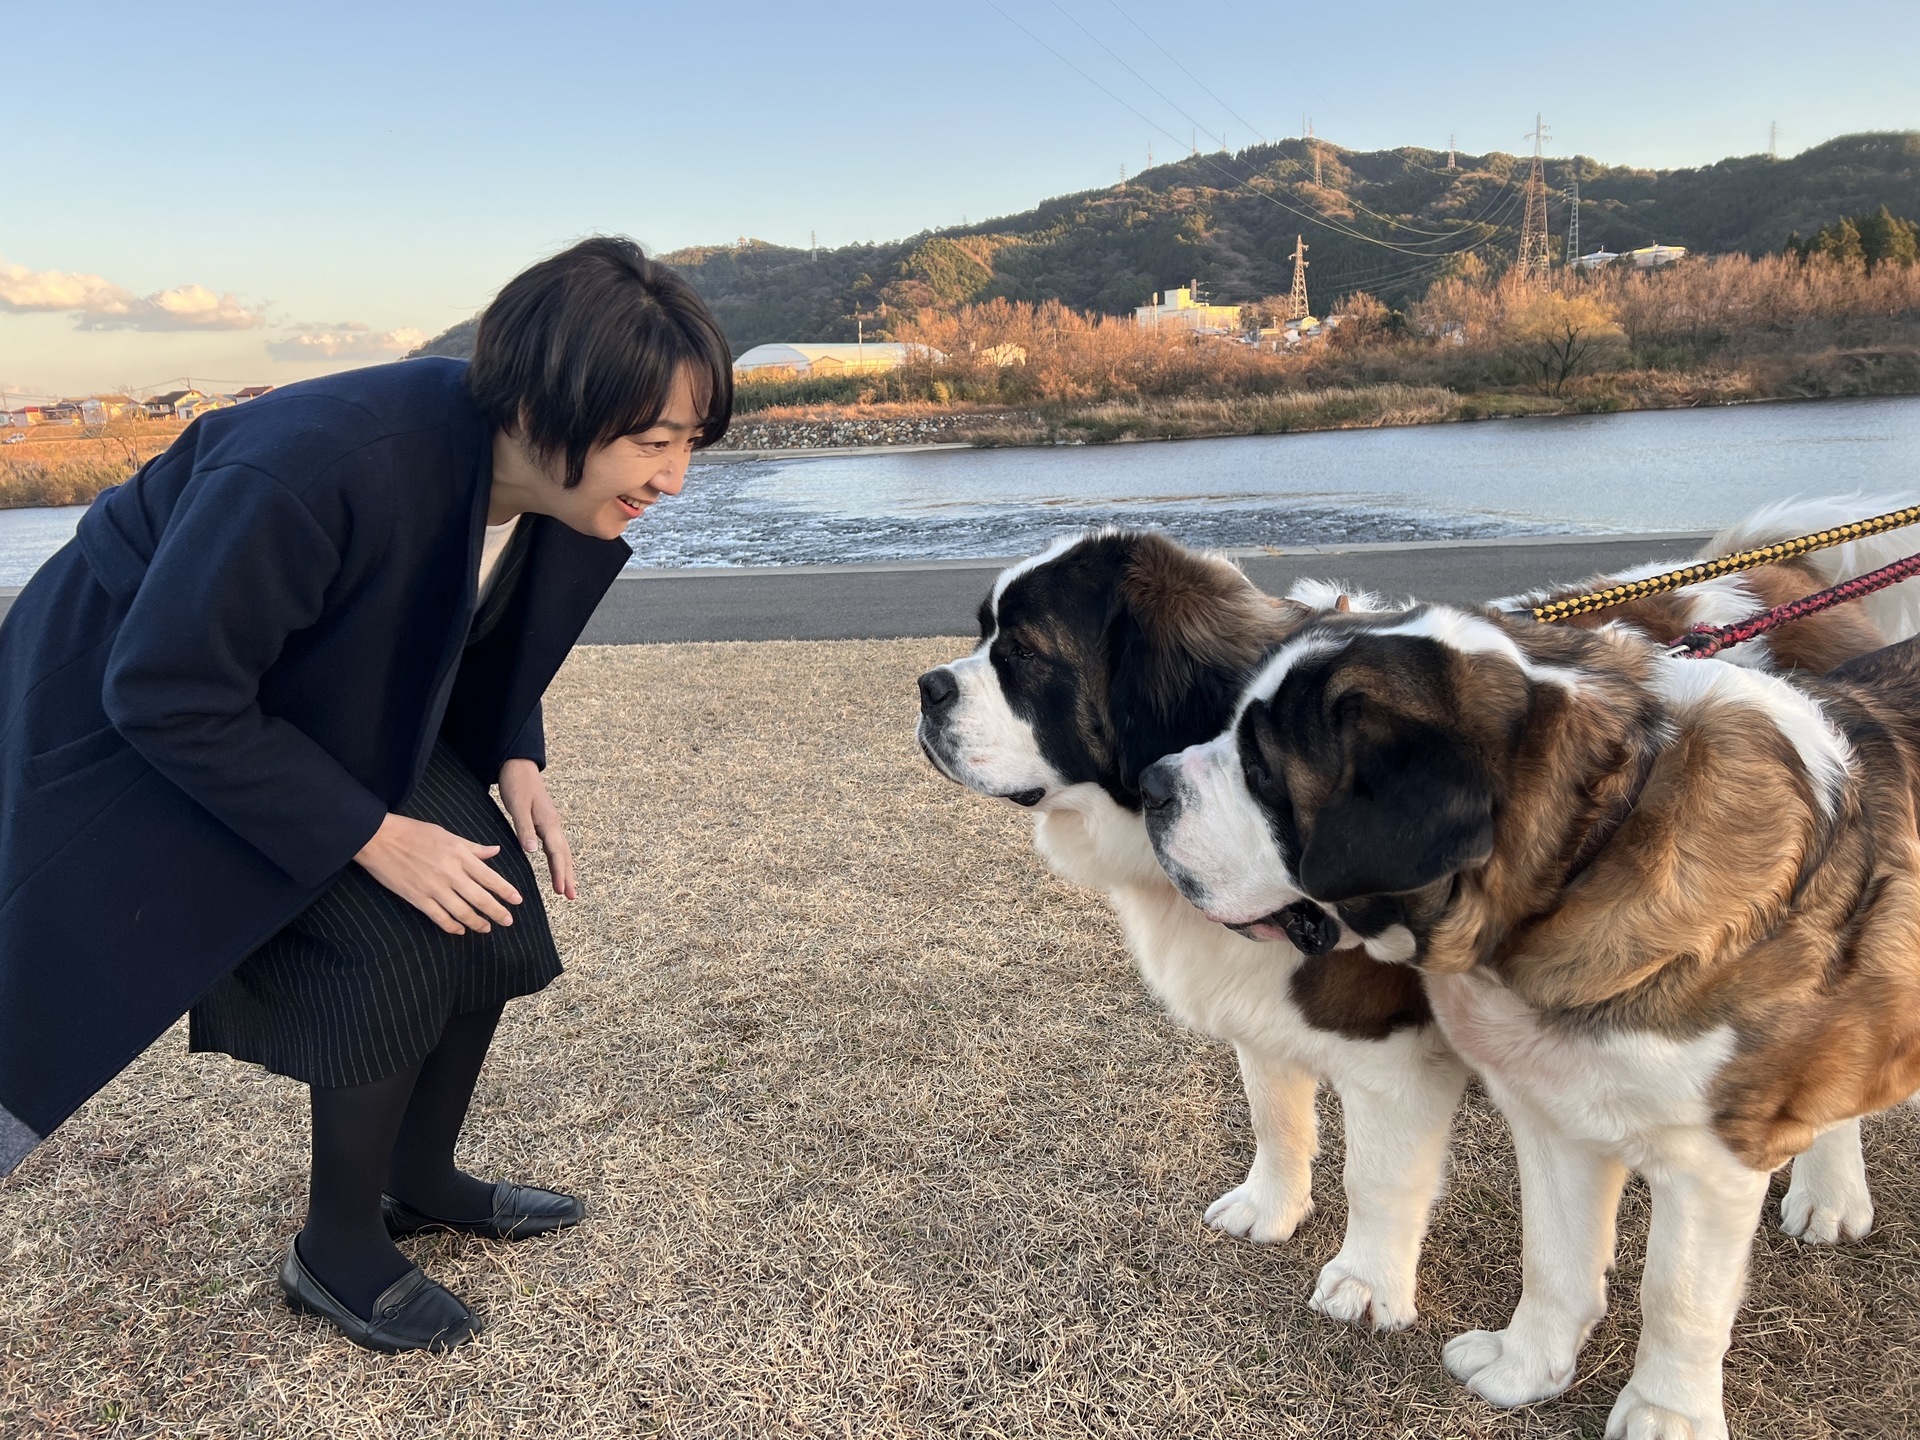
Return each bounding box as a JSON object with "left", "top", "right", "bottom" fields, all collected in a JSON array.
[{"left": 1669, "top": 550, "right": 1920, "bottom": 659}]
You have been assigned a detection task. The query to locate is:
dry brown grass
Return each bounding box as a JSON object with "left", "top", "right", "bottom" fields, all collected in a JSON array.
[
  {"left": 0, "top": 422, "right": 186, "bottom": 510},
  {"left": 3, "top": 638, "right": 1917, "bottom": 1438}
]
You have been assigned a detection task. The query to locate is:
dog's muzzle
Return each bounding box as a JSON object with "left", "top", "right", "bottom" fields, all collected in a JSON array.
[{"left": 1230, "top": 900, "right": 1342, "bottom": 955}]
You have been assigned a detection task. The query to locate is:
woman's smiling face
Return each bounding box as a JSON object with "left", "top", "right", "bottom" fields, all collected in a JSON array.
[{"left": 555, "top": 363, "right": 706, "bottom": 540}]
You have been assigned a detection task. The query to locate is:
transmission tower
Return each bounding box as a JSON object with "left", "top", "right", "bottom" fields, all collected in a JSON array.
[
  {"left": 1769, "top": 121, "right": 1778, "bottom": 160},
  {"left": 1515, "top": 113, "right": 1552, "bottom": 289},
  {"left": 1447, "top": 134, "right": 1457, "bottom": 170},
  {"left": 1288, "top": 235, "right": 1310, "bottom": 320},
  {"left": 1564, "top": 175, "right": 1581, "bottom": 276}
]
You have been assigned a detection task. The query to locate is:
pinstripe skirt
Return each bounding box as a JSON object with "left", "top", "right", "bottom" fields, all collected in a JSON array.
[{"left": 188, "top": 740, "right": 561, "bottom": 1088}]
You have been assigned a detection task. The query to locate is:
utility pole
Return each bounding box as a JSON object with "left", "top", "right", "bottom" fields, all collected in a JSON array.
[
  {"left": 1447, "top": 133, "right": 1457, "bottom": 170},
  {"left": 1515, "top": 113, "right": 1552, "bottom": 290},
  {"left": 1565, "top": 174, "right": 1581, "bottom": 276},
  {"left": 1288, "top": 235, "right": 1310, "bottom": 320}
]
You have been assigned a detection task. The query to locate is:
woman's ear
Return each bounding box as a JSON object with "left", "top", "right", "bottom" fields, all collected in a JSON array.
[{"left": 1296, "top": 723, "right": 1494, "bottom": 902}]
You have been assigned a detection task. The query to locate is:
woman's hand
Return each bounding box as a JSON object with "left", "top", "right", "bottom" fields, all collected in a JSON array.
[
  {"left": 499, "top": 758, "right": 576, "bottom": 900},
  {"left": 354, "top": 814, "right": 521, "bottom": 935}
]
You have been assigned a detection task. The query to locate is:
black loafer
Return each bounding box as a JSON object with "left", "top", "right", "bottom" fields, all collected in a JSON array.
[
  {"left": 383, "top": 1181, "right": 586, "bottom": 1242},
  {"left": 279, "top": 1241, "right": 480, "bottom": 1353}
]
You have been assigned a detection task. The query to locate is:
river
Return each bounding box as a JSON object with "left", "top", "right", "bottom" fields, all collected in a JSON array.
[{"left": 4, "top": 395, "right": 1917, "bottom": 585}]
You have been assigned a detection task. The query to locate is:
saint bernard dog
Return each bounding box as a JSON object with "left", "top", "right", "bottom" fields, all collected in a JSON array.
[
  {"left": 1140, "top": 504, "right": 1920, "bottom": 1438},
  {"left": 914, "top": 497, "right": 1915, "bottom": 1339}
]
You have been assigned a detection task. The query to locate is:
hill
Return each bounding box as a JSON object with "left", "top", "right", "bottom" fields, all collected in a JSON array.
[{"left": 416, "top": 131, "right": 1920, "bottom": 358}]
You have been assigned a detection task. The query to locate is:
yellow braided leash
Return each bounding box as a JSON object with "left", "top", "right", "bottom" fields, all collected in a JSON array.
[{"left": 1529, "top": 504, "right": 1920, "bottom": 624}]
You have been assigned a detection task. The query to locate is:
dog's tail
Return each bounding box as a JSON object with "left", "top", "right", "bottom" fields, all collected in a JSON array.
[{"left": 1709, "top": 493, "right": 1920, "bottom": 645}]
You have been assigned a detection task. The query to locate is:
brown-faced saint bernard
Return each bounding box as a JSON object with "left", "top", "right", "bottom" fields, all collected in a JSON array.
[
  {"left": 1141, "top": 501, "right": 1920, "bottom": 1439},
  {"left": 915, "top": 497, "right": 1915, "bottom": 1343}
]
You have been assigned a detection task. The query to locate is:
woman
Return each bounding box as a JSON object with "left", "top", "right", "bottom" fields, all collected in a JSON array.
[{"left": 0, "top": 237, "right": 732, "bottom": 1351}]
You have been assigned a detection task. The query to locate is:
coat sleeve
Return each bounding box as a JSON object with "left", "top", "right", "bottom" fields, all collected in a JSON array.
[
  {"left": 505, "top": 701, "right": 546, "bottom": 770},
  {"left": 101, "top": 463, "right": 390, "bottom": 886}
]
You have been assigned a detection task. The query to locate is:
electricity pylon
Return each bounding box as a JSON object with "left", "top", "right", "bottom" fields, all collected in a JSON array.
[
  {"left": 1565, "top": 174, "right": 1581, "bottom": 277},
  {"left": 1515, "top": 113, "right": 1552, "bottom": 289},
  {"left": 1288, "top": 235, "right": 1310, "bottom": 320}
]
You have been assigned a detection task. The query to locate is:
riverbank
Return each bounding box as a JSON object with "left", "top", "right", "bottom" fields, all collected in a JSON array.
[
  {"left": 712, "top": 356, "right": 1920, "bottom": 454},
  {"left": 7, "top": 362, "right": 1916, "bottom": 513}
]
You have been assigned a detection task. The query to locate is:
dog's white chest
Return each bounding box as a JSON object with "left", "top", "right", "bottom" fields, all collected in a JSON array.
[{"left": 1426, "top": 972, "right": 1734, "bottom": 1156}]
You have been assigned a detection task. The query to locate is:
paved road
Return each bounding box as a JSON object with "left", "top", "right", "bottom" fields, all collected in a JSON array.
[
  {"left": 0, "top": 533, "right": 1712, "bottom": 642},
  {"left": 579, "top": 533, "right": 1711, "bottom": 644}
]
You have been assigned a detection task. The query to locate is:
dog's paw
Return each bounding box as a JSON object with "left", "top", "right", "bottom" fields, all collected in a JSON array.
[
  {"left": 1443, "top": 1327, "right": 1578, "bottom": 1407},
  {"left": 1308, "top": 1254, "right": 1416, "bottom": 1331},
  {"left": 1604, "top": 1382, "right": 1728, "bottom": 1440},
  {"left": 1203, "top": 1180, "right": 1311, "bottom": 1244},
  {"left": 1779, "top": 1164, "right": 1873, "bottom": 1246}
]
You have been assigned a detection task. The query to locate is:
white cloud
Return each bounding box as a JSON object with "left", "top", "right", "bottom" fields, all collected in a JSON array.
[
  {"left": 0, "top": 256, "right": 265, "bottom": 332},
  {"left": 266, "top": 322, "right": 428, "bottom": 362}
]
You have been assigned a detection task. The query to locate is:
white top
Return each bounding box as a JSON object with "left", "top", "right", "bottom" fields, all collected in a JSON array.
[{"left": 476, "top": 516, "right": 522, "bottom": 602}]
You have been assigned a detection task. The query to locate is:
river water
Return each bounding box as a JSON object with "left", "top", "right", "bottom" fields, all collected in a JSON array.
[{"left": 5, "top": 396, "right": 1918, "bottom": 585}]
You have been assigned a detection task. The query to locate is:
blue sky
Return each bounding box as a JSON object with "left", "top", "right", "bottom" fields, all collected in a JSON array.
[{"left": 3, "top": 0, "right": 1916, "bottom": 397}]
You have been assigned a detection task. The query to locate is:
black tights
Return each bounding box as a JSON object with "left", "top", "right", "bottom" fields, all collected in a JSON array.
[{"left": 298, "top": 1003, "right": 504, "bottom": 1317}]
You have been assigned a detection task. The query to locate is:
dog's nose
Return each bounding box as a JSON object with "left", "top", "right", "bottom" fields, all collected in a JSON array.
[
  {"left": 918, "top": 668, "right": 959, "bottom": 714},
  {"left": 1140, "top": 759, "right": 1179, "bottom": 811}
]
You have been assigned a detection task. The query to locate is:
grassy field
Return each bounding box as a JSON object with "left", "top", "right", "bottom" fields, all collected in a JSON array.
[
  {"left": 3, "top": 638, "right": 1917, "bottom": 1438},
  {"left": 0, "top": 421, "right": 186, "bottom": 509}
]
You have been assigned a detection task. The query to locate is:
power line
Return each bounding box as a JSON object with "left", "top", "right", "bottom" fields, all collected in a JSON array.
[{"left": 1005, "top": 1, "right": 1489, "bottom": 254}]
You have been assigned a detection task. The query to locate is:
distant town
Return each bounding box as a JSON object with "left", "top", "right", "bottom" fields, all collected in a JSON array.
[{"left": 3, "top": 384, "right": 274, "bottom": 430}]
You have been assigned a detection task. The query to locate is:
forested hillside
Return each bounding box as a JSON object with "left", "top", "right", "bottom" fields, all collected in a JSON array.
[{"left": 417, "top": 131, "right": 1920, "bottom": 357}]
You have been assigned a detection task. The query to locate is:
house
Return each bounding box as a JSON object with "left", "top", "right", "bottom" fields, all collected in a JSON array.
[
  {"left": 175, "top": 393, "right": 232, "bottom": 422},
  {"left": 144, "top": 389, "right": 202, "bottom": 419},
  {"left": 233, "top": 385, "right": 274, "bottom": 401},
  {"left": 42, "top": 401, "right": 84, "bottom": 425},
  {"left": 79, "top": 395, "right": 137, "bottom": 425},
  {"left": 1628, "top": 244, "right": 1687, "bottom": 269},
  {"left": 3, "top": 407, "right": 43, "bottom": 428},
  {"left": 731, "top": 342, "right": 941, "bottom": 376},
  {"left": 1134, "top": 284, "right": 1243, "bottom": 336}
]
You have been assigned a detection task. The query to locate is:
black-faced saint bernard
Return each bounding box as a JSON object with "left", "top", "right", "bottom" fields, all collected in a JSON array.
[
  {"left": 917, "top": 529, "right": 1462, "bottom": 1332},
  {"left": 1141, "top": 498, "right": 1920, "bottom": 1439}
]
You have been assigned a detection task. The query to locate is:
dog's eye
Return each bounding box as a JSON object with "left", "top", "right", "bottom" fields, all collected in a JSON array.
[{"left": 1003, "top": 642, "right": 1037, "bottom": 663}]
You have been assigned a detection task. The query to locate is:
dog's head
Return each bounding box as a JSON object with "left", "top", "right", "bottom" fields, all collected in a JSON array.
[
  {"left": 1140, "top": 605, "right": 1596, "bottom": 962},
  {"left": 916, "top": 530, "right": 1306, "bottom": 819}
]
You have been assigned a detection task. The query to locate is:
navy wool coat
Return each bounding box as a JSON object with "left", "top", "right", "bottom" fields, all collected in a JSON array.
[{"left": 0, "top": 358, "right": 630, "bottom": 1173}]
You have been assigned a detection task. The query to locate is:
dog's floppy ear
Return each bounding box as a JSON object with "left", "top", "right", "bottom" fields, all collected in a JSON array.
[
  {"left": 1296, "top": 719, "right": 1494, "bottom": 902},
  {"left": 1105, "top": 605, "right": 1244, "bottom": 794}
]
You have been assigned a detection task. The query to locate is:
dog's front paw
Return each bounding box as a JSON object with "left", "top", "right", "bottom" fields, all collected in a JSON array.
[
  {"left": 1443, "top": 1326, "right": 1578, "bottom": 1407},
  {"left": 1780, "top": 1162, "right": 1873, "bottom": 1246},
  {"left": 1203, "top": 1178, "right": 1311, "bottom": 1244},
  {"left": 1604, "top": 1381, "right": 1728, "bottom": 1440},
  {"left": 1308, "top": 1252, "right": 1416, "bottom": 1331}
]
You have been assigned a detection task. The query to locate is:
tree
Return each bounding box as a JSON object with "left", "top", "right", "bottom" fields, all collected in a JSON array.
[
  {"left": 1856, "top": 205, "right": 1920, "bottom": 271},
  {"left": 1503, "top": 292, "right": 1627, "bottom": 395}
]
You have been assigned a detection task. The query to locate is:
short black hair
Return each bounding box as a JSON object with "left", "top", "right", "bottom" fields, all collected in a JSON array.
[{"left": 466, "top": 236, "right": 733, "bottom": 487}]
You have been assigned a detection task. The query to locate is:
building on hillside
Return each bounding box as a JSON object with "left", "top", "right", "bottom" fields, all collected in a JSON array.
[
  {"left": 144, "top": 389, "right": 203, "bottom": 418},
  {"left": 732, "top": 342, "right": 941, "bottom": 377},
  {"left": 79, "top": 395, "right": 137, "bottom": 425},
  {"left": 1629, "top": 243, "right": 1687, "bottom": 268},
  {"left": 1134, "top": 285, "right": 1243, "bottom": 336},
  {"left": 1572, "top": 249, "right": 1620, "bottom": 271},
  {"left": 233, "top": 385, "right": 274, "bottom": 400}
]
